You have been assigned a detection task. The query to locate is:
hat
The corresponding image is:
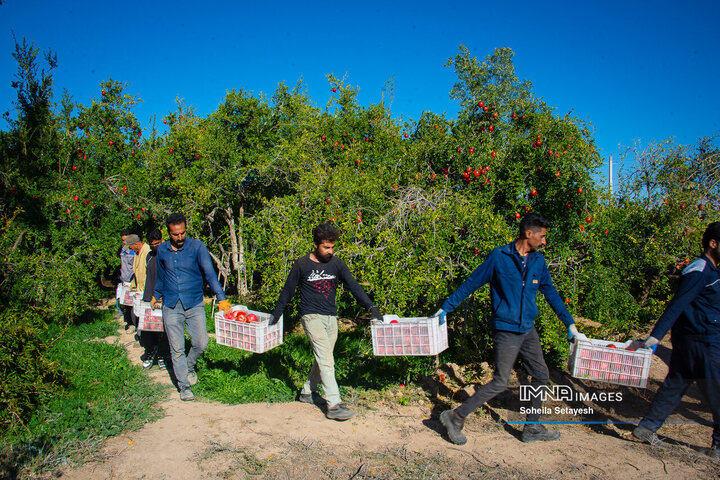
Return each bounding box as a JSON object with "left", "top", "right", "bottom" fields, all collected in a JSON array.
[{"left": 123, "top": 234, "right": 141, "bottom": 247}]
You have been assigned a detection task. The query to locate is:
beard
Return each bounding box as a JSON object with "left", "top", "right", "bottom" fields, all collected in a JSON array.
[{"left": 315, "top": 249, "right": 333, "bottom": 263}]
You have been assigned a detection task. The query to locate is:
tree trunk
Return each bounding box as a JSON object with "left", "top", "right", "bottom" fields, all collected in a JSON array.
[{"left": 224, "top": 204, "right": 248, "bottom": 296}]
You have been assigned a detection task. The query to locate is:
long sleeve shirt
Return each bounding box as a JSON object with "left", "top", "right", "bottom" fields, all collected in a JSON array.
[
  {"left": 271, "top": 254, "right": 375, "bottom": 319},
  {"left": 441, "top": 241, "right": 574, "bottom": 333},
  {"left": 650, "top": 255, "right": 720, "bottom": 341},
  {"left": 153, "top": 237, "right": 226, "bottom": 309},
  {"left": 142, "top": 251, "right": 158, "bottom": 303}
]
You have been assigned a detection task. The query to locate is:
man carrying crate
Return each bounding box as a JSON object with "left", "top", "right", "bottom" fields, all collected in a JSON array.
[
  {"left": 269, "top": 222, "right": 383, "bottom": 421},
  {"left": 140, "top": 229, "right": 171, "bottom": 369},
  {"left": 153, "top": 213, "right": 232, "bottom": 401},
  {"left": 435, "top": 213, "right": 581, "bottom": 444},
  {"left": 630, "top": 222, "right": 720, "bottom": 459}
]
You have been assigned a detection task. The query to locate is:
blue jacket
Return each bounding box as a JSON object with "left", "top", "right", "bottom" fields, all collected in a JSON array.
[
  {"left": 650, "top": 255, "right": 720, "bottom": 341},
  {"left": 153, "top": 237, "right": 226, "bottom": 309},
  {"left": 441, "top": 241, "right": 574, "bottom": 333}
]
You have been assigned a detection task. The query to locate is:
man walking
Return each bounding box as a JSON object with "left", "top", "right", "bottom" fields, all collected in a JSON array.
[
  {"left": 140, "top": 229, "right": 171, "bottom": 369},
  {"left": 630, "top": 222, "right": 720, "bottom": 459},
  {"left": 153, "top": 213, "right": 231, "bottom": 401},
  {"left": 118, "top": 228, "right": 136, "bottom": 330},
  {"left": 435, "top": 213, "right": 580, "bottom": 444},
  {"left": 270, "top": 222, "right": 383, "bottom": 420}
]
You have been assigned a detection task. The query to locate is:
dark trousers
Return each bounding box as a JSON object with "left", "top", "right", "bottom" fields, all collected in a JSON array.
[
  {"left": 122, "top": 305, "right": 136, "bottom": 328},
  {"left": 639, "top": 336, "right": 720, "bottom": 443},
  {"left": 455, "top": 328, "right": 550, "bottom": 421},
  {"left": 139, "top": 331, "right": 171, "bottom": 359}
]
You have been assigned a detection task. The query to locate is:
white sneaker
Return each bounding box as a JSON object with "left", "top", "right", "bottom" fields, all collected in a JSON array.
[{"left": 158, "top": 358, "right": 167, "bottom": 369}]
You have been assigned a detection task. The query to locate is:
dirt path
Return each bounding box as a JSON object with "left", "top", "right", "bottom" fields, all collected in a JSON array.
[{"left": 62, "top": 316, "right": 719, "bottom": 480}]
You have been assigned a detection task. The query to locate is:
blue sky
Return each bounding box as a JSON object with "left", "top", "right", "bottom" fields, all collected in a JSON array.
[{"left": 1, "top": 1, "right": 719, "bottom": 186}]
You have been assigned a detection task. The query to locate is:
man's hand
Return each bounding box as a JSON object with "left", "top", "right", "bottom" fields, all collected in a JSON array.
[
  {"left": 433, "top": 309, "right": 447, "bottom": 325},
  {"left": 627, "top": 337, "right": 658, "bottom": 353},
  {"left": 368, "top": 305, "right": 383, "bottom": 321},
  {"left": 567, "top": 324, "right": 587, "bottom": 342},
  {"left": 218, "top": 300, "right": 232, "bottom": 313},
  {"left": 151, "top": 297, "right": 162, "bottom": 310}
]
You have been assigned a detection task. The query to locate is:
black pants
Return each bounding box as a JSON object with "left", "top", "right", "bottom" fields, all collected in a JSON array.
[
  {"left": 639, "top": 335, "right": 720, "bottom": 443},
  {"left": 455, "top": 328, "right": 550, "bottom": 421},
  {"left": 122, "top": 305, "right": 137, "bottom": 328},
  {"left": 139, "top": 331, "right": 171, "bottom": 359}
]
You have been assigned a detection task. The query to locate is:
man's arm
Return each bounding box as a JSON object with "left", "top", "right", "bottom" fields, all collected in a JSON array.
[
  {"left": 538, "top": 262, "right": 574, "bottom": 327},
  {"left": 441, "top": 253, "right": 495, "bottom": 314},
  {"left": 197, "top": 242, "right": 226, "bottom": 301},
  {"left": 153, "top": 250, "right": 165, "bottom": 302},
  {"left": 271, "top": 260, "right": 302, "bottom": 320},
  {"left": 649, "top": 269, "right": 706, "bottom": 341}
]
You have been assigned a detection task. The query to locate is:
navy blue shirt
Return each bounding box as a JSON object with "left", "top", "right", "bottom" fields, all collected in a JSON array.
[
  {"left": 441, "top": 241, "right": 574, "bottom": 333},
  {"left": 153, "top": 237, "right": 226, "bottom": 309},
  {"left": 650, "top": 255, "right": 720, "bottom": 341}
]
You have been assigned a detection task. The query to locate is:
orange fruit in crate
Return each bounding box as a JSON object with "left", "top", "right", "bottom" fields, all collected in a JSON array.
[{"left": 246, "top": 313, "right": 258, "bottom": 323}]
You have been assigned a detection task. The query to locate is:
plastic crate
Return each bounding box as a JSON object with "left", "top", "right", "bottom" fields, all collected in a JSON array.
[
  {"left": 119, "top": 284, "right": 138, "bottom": 307},
  {"left": 116, "top": 282, "right": 130, "bottom": 300},
  {"left": 137, "top": 302, "right": 164, "bottom": 332},
  {"left": 568, "top": 337, "right": 653, "bottom": 388},
  {"left": 132, "top": 291, "right": 145, "bottom": 316},
  {"left": 214, "top": 305, "right": 283, "bottom": 353},
  {"left": 371, "top": 315, "right": 448, "bottom": 356}
]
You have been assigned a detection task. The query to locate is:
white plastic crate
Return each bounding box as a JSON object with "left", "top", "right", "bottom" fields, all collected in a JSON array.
[
  {"left": 116, "top": 282, "right": 130, "bottom": 300},
  {"left": 136, "top": 301, "right": 164, "bottom": 332},
  {"left": 371, "top": 315, "right": 448, "bottom": 356},
  {"left": 568, "top": 337, "right": 653, "bottom": 388},
  {"left": 214, "top": 305, "right": 283, "bottom": 353},
  {"left": 132, "top": 291, "right": 145, "bottom": 316},
  {"left": 119, "top": 284, "right": 139, "bottom": 307}
]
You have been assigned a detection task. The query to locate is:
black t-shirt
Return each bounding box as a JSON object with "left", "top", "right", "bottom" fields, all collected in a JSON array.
[{"left": 271, "top": 254, "right": 374, "bottom": 318}]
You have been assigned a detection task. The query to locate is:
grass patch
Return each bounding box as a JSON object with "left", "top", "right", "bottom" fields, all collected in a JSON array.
[{"left": 0, "top": 309, "right": 167, "bottom": 479}]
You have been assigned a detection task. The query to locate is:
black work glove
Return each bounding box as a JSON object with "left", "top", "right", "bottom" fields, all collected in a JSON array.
[
  {"left": 268, "top": 314, "right": 279, "bottom": 326},
  {"left": 368, "top": 305, "right": 383, "bottom": 321}
]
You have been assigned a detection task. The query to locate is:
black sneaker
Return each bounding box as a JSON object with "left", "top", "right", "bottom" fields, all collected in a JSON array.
[
  {"left": 632, "top": 425, "right": 665, "bottom": 447},
  {"left": 298, "top": 391, "right": 328, "bottom": 406},
  {"left": 440, "top": 409, "right": 467, "bottom": 445},
  {"left": 140, "top": 353, "right": 154, "bottom": 369},
  {"left": 522, "top": 424, "right": 561, "bottom": 443},
  {"left": 326, "top": 403, "right": 355, "bottom": 421}
]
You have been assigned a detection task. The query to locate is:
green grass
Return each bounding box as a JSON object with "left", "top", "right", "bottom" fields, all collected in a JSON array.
[{"left": 1, "top": 309, "right": 167, "bottom": 479}]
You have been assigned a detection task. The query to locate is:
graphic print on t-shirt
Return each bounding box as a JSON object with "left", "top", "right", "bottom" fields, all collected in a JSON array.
[{"left": 308, "top": 270, "right": 336, "bottom": 299}]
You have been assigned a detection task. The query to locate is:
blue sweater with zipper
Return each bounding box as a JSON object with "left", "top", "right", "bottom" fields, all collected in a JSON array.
[
  {"left": 441, "top": 241, "right": 574, "bottom": 333},
  {"left": 649, "top": 255, "right": 720, "bottom": 342}
]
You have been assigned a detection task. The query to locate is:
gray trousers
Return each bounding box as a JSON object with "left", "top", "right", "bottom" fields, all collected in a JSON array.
[{"left": 163, "top": 301, "right": 208, "bottom": 390}]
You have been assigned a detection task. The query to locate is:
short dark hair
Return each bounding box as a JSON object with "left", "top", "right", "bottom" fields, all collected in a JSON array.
[
  {"left": 119, "top": 228, "right": 131, "bottom": 236},
  {"left": 147, "top": 228, "right": 163, "bottom": 242},
  {"left": 702, "top": 222, "right": 720, "bottom": 250},
  {"left": 313, "top": 223, "right": 340, "bottom": 244},
  {"left": 165, "top": 213, "right": 186, "bottom": 229},
  {"left": 519, "top": 213, "right": 551, "bottom": 238}
]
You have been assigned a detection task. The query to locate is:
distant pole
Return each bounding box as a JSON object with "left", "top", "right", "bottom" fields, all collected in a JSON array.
[{"left": 609, "top": 155, "right": 613, "bottom": 195}]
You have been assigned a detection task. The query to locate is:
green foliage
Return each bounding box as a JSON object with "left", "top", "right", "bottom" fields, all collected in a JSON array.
[
  {"left": 0, "top": 310, "right": 166, "bottom": 478},
  {"left": 2, "top": 36, "right": 719, "bottom": 437}
]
